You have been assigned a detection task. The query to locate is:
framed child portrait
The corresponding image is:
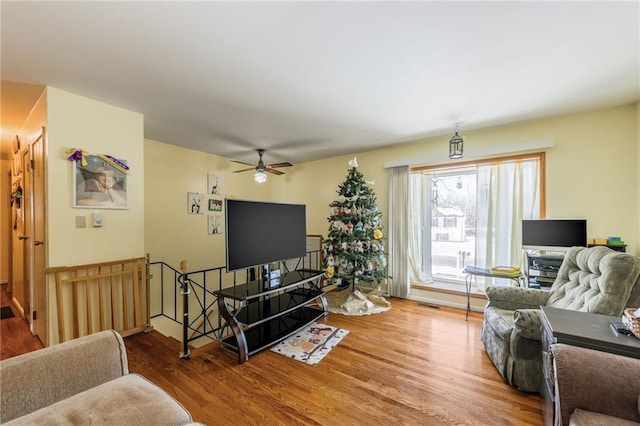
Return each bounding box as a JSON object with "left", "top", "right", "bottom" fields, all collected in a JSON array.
[{"left": 73, "top": 154, "right": 128, "bottom": 209}]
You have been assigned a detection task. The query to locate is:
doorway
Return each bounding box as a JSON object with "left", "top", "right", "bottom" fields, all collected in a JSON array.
[
  {"left": 8, "top": 128, "right": 46, "bottom": 344},
  {"left": 31, "top": 130, "right": 46, "bottom": 341}
]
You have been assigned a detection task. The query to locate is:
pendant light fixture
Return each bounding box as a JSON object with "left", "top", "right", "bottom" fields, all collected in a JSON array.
[{"left": 449, "top": 126, "right": 464, "bottom": 159}]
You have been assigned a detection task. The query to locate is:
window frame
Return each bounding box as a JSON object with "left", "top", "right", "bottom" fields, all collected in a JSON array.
[
  {"left": 411, "top": 152, "right": 546, "bottom": 218},
  {"left": 409, "top": 152, "right": 546, "bottom": 285}
]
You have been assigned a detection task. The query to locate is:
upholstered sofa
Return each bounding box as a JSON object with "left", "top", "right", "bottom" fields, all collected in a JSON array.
[
  {"left": 481, "top": 246, "right": 640, "bottom": 392},
  {"left": 0, "top": 329, "right": 201, "bottom": 425},
  {"left": 550, "top": 343, "right": 640, "bottom": 425}
]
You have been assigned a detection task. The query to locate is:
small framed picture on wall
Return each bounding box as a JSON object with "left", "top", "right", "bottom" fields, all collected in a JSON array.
[
  {"left": 187, "top": 192, "right": 205, "bottom": 214},
  {"left": 208, "top": 198, "right": 223, "bottom": 212},
  {"left": 208, "top": 174, "right": 221, "bottom": 194},
  {"left": 208, "top": 213, "right": 223, "bottom": 235},
  {"left": 73, "top": 154, "right": 128, "bottom": 209}
]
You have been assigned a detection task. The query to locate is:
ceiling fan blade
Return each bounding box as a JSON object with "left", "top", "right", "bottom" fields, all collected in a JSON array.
[
  {"left": 267, "top": 162, "right": 293, "bottom": 168},
  {"left": 266, "top": 169, "right": 284, "bottom": 175},
  {"left": 233, "top": 167, "right": 256, "bottom": 173},
  {"left": 231, "top": 160, "right": 256, "bottom": 167}
]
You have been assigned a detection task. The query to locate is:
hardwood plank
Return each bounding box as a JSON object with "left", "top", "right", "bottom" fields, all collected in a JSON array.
[
  {"left": 126, "top": 298, "right": 542, "bottom": 425},
  {"left": 1, "top": 284, "right": 44, "bottom": 360}
]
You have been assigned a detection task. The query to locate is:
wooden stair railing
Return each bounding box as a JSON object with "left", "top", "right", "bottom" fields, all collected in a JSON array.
[{"left": 47, "top": 256, "right": 149, "bottom": 344}]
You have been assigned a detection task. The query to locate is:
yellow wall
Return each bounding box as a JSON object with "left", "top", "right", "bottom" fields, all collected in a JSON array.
[
  {"left": 144, "top": 139, "right": 274, "bottom": 271},
  {"left": 0, "top": 145, "right": 10, "bottom": 284},
  {"left": 275, "top": 104, "right": 639, "bottom": 256},
  {"left": 46, "top": 87, "right": 145, "bottom": 266},
  {"left": 637, "top": 102, "right": 640, "bottom": 251},
  {"left": 144, "top": 103, "right": 639, "bottom": 279},
  {"left": 5, "top": 86, "right": 637, "bottom": 325}
]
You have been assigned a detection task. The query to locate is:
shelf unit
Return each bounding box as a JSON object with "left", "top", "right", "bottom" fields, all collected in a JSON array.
[
  {"left": 214, "top": 269, "right": 327, "bottom": 363},
  {"left": 525, "top": 251, "right": 564, "bottom": 290},
  {"left": 587, "top": 244, "right": 626, "bottom": 252}
]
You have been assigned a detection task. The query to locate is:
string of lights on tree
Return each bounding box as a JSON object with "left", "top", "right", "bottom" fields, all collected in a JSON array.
[{"left": 322, "top": 158, "right": 389, "bottom": 289}]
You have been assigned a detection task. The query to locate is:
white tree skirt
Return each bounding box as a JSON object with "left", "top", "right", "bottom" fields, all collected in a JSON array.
[{"left": 325, "top": 288, "right": 391, "bottom": 315}]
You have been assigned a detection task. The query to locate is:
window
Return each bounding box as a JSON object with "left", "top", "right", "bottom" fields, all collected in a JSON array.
[{"left": 408, "top": 153, "right": 543, "bottom": 286}]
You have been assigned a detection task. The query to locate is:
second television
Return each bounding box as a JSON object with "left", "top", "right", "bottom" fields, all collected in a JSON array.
[
  {"left": 522, "top": 219, "right": 587, "bottom": 251},
  {"left": 225, "top": 199, "right": 307, "bottom": 272}
]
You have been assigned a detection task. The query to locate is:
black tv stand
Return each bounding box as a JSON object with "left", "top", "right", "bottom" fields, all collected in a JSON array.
[{"left": 214, "top": 269, "right": 327, "bottom": 363}]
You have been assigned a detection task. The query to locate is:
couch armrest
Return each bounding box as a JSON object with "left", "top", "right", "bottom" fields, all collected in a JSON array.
[
  {"left": 551, "top": 343, "right": 640, "bottom": 425},
  {"left": 0, "top": 330, "right": 128, "bottom": 422},
  {"left": 512, "top": 309, "right": 543, "bottom": 340},
  {"left": 485, "top": 286, "right": 550, "bottom": 311}
]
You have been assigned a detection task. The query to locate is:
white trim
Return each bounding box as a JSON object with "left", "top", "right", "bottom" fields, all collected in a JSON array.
[
  {"left": 407, "top": 294, "right": 484, "bottom": 313},
  {"left": 384, "top": 139, "right": 554, "bottom": 168}
]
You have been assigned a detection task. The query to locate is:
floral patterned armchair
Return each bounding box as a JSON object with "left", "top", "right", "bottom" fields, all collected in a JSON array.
[{"left": 481, "top": 246, "right": 640, "bottom": 392}]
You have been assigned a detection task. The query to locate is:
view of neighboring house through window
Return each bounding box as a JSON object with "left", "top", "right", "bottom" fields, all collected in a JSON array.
[{"left": 409, "top": 154, "right": 543, "bottom": 288}]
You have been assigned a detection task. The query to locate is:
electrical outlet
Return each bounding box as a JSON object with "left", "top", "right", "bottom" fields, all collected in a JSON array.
[{"left": 75, "top": 216, "right": 86, "bottom": 228}]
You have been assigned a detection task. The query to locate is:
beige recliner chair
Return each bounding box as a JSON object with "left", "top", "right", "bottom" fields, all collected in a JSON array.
[{"left": 481, "top": 246, "right": 640, "bottom": 392}]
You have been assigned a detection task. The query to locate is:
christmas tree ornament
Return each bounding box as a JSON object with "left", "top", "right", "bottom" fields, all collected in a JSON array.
[{"left": 325, "top": 266, "right": 335, "bottom": 278}]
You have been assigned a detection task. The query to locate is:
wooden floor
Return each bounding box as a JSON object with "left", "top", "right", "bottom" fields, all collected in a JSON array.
[
  {"left": 1, "top": 288, "right": 542, "bottom": 425},
  {"left": 1, "top": 285, "right": 44, "bottom": 360},
  {"left": 127, "top": 299, "right": 542, "bottom": 426}
]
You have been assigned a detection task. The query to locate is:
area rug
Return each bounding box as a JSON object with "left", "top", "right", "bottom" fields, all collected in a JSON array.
[
  {"left": 325, "top": 288, "right": 392, "bottom": 316},
  {"left": 270, "top": 322, "right": 349, "bottom": 366},
  {"left": 1, "top": 306, "right": 15, "bottom": 320}
]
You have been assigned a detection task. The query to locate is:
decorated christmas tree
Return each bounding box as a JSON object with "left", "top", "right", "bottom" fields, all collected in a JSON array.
[{"left": 322, "top": 158, "right": 389, "bottom": 290}]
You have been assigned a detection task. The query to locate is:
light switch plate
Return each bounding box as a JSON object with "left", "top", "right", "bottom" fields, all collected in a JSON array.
[{"left": 75, "top": 216, "right": 86, "bottom": 228}]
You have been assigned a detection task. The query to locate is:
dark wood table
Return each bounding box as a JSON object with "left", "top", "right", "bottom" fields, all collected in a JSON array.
[{"left": 540, "top": 306, "right": 640, "bottom": 425}]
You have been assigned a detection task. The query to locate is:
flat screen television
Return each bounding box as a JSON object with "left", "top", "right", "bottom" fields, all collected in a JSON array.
[
  {"left": 522, "top": 219, "right": 587, "bottom": 251},
  {"left": 225, "top": 199, "right": 307, "bottom": 273}
]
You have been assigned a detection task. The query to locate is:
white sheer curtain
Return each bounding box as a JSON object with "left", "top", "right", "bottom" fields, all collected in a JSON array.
[
  {"left": 387, "top": 166, "right": 410, "bottom": 298},
  {"left": 475, "top": 158, "right": 540, "bottom": 288},
  {"left": 408, "top": 173, "right": 433, "bottom": 283}
]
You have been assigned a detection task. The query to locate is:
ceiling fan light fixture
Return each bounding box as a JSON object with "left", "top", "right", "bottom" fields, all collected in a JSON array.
[{"left": 254, "top": 170, "right": 267, "bottom": 183}]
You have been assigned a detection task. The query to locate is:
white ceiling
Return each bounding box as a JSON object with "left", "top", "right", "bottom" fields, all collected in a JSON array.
[{"left": 1, "top": 1, "right": 639, "bottom": 165}]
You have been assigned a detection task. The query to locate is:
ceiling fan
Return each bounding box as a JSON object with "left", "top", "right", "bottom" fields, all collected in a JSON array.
[{"left": 231, "top": 149, "right": 293, "bottom": 182}]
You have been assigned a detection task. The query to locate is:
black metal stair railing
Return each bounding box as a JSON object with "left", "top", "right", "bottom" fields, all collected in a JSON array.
[{"left": 148, "top": 249, "right": 324, "bottom": 360}]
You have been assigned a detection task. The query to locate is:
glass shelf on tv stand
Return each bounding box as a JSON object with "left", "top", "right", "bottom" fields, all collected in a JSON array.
[{"left": 214, "top": 269, "right": 327, "bottom": 363}]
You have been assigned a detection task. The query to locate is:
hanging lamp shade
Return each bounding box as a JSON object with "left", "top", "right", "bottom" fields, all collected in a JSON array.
[
  {"left": 449, "top": 129, "right": 464, "bottom": 159},
  {"left": 254, "top": 170, "right": 267, "bottom": 183}
]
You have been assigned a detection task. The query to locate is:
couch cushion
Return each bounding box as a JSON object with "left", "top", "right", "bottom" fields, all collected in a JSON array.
[
  {"left": 4, "top": 374, "right": 193, "bottom": 426},
  {"left": 570, "top": 408, "right": 640, "bottom": 426},
  {"left": 0, "top": 330, "right": 129, "bottom": 422}
]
